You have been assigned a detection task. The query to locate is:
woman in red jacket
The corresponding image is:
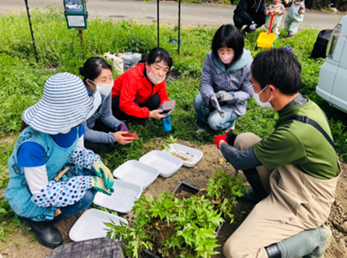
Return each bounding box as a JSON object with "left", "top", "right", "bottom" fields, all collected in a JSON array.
[{"left": 112, "top": 48, "right": 173, "bottom": 120}]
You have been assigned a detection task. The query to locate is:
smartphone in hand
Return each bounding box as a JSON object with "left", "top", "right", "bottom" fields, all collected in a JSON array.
[{"left": 161, "top": 100, "right": 175, "bottom": 115}]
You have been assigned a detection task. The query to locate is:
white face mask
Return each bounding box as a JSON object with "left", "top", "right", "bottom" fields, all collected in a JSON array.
[
  {"left": 89, "top": 79, "right": 113, "bottom": 96},
  {"left": 147, "top": 70, "right": 165, "bottom": 85},
  {"left": 96, "top": 83, "right": 113, "bottom": 96},
  {"left": 253, "top": 85, "right": 273, "bottom": 108},
  {"left": 86, "top": 89, "right": 102, "bottom": 120},
  {"left": 60, "top": 128, "right": 71, "bottom": 134}
]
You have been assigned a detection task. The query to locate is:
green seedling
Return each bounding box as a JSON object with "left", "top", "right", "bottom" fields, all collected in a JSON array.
[
  {"left": 207, "top": 167, "right": 247, "bottom": 223},
  {"left": 106, "top": 192, "right": 223, "bottom": 257}
]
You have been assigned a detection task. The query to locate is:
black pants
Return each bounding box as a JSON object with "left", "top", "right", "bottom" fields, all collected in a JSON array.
[
  {"left": 84, "top": 120, "right": 114, "bottom": 154},
  {"left": 111, "top": 94, "right": 160, "bottom": 121},
  {"left": 233, "top": 12, "right": 266, "bottom": 31}
]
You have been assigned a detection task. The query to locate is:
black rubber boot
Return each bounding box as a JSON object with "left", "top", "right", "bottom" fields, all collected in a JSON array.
[
  {"left": 27, "top": 220, "right": 63, "bottom": 249},
  {"left": 241, "top": 167, "right": 268, "bottom": 203}
]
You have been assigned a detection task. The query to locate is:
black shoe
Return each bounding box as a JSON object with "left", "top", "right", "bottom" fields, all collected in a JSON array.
[{"left": 27, "top": 220, "right": 63, "bottom": 249}]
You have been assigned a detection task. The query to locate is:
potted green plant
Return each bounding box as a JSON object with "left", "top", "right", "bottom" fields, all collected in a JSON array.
[{"left": 106, "top": 168, "right": 246, "bottom": 258}]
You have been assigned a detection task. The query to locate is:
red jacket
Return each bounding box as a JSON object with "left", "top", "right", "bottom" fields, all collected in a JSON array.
[{"left": 112, "top": 63, "right": 169, "bottom": 118}]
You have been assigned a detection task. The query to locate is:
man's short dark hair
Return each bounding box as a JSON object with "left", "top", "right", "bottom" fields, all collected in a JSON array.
[
  {"left": 252, "top": 48, "right": 302, "bottom": 95},
  {"left": 212, "top": 24, "right": 244, "bottom": 64}
]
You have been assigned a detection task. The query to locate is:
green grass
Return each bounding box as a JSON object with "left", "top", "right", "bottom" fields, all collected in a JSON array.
[
  {"left": 142, "top": 0, "right": 232, "bottom": 4},
  {"left": 0, "top": 7, "right": 346, "bottom": 241}
]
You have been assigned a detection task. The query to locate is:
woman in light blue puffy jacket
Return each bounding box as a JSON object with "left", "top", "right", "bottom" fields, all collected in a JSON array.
[{"left": 194, "top": 24, "right": 253, "bottom": 133}]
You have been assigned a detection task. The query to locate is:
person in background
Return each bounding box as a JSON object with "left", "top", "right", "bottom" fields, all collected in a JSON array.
[
  {"left": 214, "top": 49, "right": 338, "bottom": 258},
  {"left": 80, "top": 57, "right": 133, "bottom": 154},
  {"left": 265, "top": 0, "right": 286, "bottom": 36},
  {"left": 111, "top": 47, "right": 173, "bottom": 122},
  {"left": 194, "top": 24, "right": 253, "bottom": 134},
  {"left": 233, "top": 0, "right": 266, "bottom": 33},
  {"left": 285, "top": 0, "right": 306, "bottom": 38},
  {"left": 5, "top": 73, "right": 114, "bottom": 249}
]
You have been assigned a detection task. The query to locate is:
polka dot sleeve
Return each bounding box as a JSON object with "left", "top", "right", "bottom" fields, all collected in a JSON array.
[
  {"left": 68, "top": 148, "right": 101, "bottom": 170},
  {"left": 31, "top": 176, "right": 93, "bottom": 208}
]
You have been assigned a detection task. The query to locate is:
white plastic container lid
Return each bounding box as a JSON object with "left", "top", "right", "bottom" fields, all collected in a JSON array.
[
  {"left": 163, "top": 143, "right": 203, "bottom": 167},
  {"left": 69, "top": 208, "right": 128, "bottom": 242},
  {"left": 112, "top": 160, "right": 159, "bottom": 189},
  {"left": 139, "top": 150, "right": 183, "bottom": 178},
  {"left": 93, "top": 180, "right": 142, "bottom": 213}
]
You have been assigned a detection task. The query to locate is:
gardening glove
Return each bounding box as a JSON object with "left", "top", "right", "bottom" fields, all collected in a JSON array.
[
  {"left": 210, "top": 94, "right": 220, "bottom": 109},
  {"left": 225, "top": 130, "right": 238, "bottom": 146},
  {"left": 213, "top": 133, "right": 228, "bottom": 150},
  {"left": 249, "top": 21, "right": 257, "bottom": 31},
  {"left": 91, "top": 176, "right": 114, "bottom": 196},
  {"left": 93, "top": 161, "right": 114, "bottom": 190},
  {"left": 119, "top": 123, "right": 129, "bottom": 131},
  {"left": 216, "top": 91, "right": 235, "bottom": 104}
]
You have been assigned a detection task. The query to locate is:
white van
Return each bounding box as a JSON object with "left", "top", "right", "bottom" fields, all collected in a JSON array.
[{"left": 316, "top": 15, "right": 347, "bottom": 113}]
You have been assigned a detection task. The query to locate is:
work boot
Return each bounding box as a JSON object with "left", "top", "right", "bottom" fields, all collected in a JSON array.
[
  {"left": 27, "top": 220, "right": 63, "bottom": 249},
  {"left": 265, "top": 226, "right": 332, "bottom": 258},
  {"left": 305, "top": 226, "right": 332, "bottom": 258}
]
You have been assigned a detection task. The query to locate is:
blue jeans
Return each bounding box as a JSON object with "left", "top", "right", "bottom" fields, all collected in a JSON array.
[
  {"left": 59, "top": 169, "right": 96, "bottom": 218},
  {"left": 194, "top": 93, "right": 239, "bottom": 131}
]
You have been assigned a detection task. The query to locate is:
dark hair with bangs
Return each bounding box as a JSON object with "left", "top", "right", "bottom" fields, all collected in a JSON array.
[
  {"left": 147, "top": 47, "right": 173, "bottom": 69},
  {"left": 252, "top": 48, "right": 302, "bottom": 95},
  {"left": 212, "top": 24, "right": 244, "bottom": 64},
  {"left": 80, "top": 57, "right": 112, "bottom": 82}
]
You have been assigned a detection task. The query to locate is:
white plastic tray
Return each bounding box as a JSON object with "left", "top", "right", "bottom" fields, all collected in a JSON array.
[
  {"left": 93, "top": 180, "right": 142, "bottom": 213},
  {"left": 69, "top": 208, "right": 128, "bottom": 242},
  {"left": 139, "top": 150, "right": 183, "bottom": 178},
  {"left": 163, "top": 143, "right": 203, "bottom": 167},
  {"left": 112, "top": 160, "right": 159, "bottom": 189}
]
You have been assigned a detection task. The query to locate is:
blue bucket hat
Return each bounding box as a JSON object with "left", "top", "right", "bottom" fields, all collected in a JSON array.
[{"left": 23, "top": 72, "right": 94, "bottom": 134}]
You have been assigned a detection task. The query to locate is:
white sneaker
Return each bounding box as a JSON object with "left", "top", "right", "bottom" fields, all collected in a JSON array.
[{"left": 196, "top": 128, "right": 206, "bottom": 134}]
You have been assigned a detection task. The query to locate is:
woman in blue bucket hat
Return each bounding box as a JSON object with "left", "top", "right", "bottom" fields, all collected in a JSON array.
[{"left": 5, "top": 73, "right": 115, "bottom": 249}]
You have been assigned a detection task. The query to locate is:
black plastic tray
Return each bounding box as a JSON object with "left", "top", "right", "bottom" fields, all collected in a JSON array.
[
  {"left": 171, "top": 181, "right": 199, "bottom": 195},
  {"left": 141, "top": 249, "right": 161, "bottom": 258}
]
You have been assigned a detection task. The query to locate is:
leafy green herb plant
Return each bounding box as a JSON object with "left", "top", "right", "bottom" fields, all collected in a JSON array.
[
  {"left": 106, "top": 192, "right": 223, "bottom": 258},
  {"left": 206, "top": 167, "right": 247, "bottom": 223}
]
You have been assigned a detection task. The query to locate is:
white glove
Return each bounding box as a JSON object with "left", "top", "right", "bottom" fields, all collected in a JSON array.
[{"left": 249, "top": 22, "right": 257, "bottom": 31}]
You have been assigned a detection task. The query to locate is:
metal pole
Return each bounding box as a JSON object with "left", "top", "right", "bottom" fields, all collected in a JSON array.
[
  {"left": 24, "top": 0, "right": 39, "bottom": 63},
  {"left": 178, "top": 0, "right": 181, "bottom": 55},
  {"left": 78, "top": 29, "right": 84, "bottom": 45},
  {"left": 157, "top": 0, "right": 160, "bottom": 48}
]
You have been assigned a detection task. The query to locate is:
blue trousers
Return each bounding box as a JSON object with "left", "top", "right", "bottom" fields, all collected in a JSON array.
[{"left": 194, "top": 93, "right": 239, "bottom": 131}]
